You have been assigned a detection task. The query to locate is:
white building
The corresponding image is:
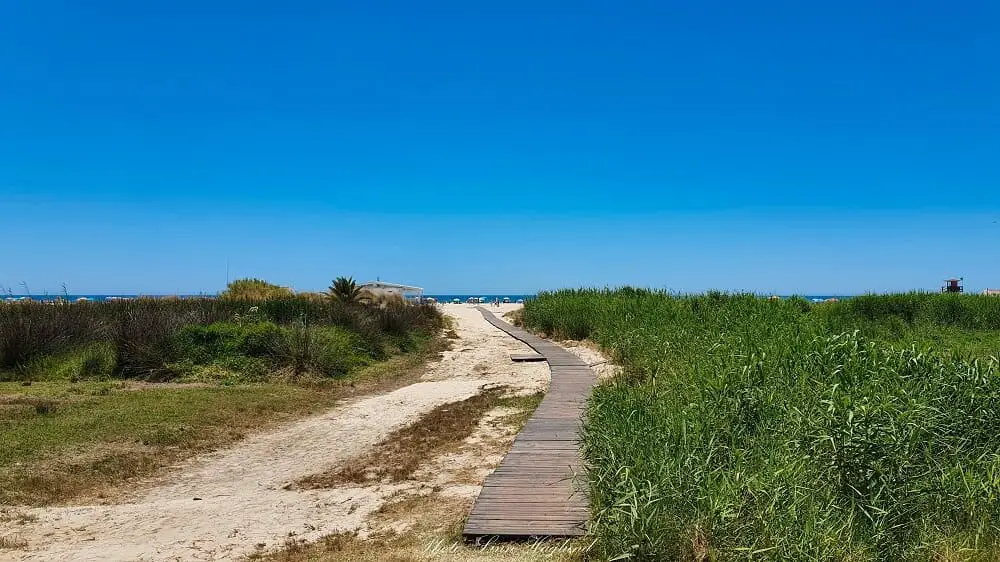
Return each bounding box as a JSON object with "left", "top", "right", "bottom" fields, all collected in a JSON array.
[{"left": 359, "top": 281, "right": 424, "bottom": 301}]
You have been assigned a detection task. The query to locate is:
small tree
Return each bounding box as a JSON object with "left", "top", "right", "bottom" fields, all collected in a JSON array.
[
  {"left": 220, "top": 278, "right": 293, "bottom": 300},
  {"left": 328, "top": 277, "right": 364, "bottom": 304}
]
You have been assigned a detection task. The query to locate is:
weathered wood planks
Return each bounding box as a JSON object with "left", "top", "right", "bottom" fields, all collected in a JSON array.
[{"left": 463, "top": 307, "right": 597, "bottom": 538}]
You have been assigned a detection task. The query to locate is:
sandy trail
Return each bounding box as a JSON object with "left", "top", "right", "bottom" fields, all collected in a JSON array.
[{"left": 2, "top": 304, "right": 547, "bottom": 562}]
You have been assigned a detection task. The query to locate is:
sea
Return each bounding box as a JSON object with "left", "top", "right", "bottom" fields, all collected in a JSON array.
[{"left": 3, "top": 294, "right": 849, "bottom": 304}]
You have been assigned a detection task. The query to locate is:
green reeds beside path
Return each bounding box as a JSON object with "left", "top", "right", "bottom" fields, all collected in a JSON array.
[{"left": 521, "top": 290, "right": 1000, "bottom": 560}]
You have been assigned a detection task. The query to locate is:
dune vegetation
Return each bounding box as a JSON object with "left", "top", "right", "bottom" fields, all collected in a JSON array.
[
  {"left": 521, "top": 290, "right": 1000, "bottom": 560},
  {"left": 1, "top": 279, "right": 441, "bottom": 383},
  {"left": 0, "top": 279, "right": 444, "bottom": 505}
]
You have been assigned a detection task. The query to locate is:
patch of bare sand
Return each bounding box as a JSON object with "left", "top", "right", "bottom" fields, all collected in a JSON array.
[
  {"left": 425, "top": 305, "right": 548, "bottom": 393},
  {"left": 1, "top": 305, "right": 548, "bottom": 562}
]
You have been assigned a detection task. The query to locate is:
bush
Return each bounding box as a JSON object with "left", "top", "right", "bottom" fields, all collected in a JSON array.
[
  {"left": 277, "top": 322, "right": 371, "bottom": 379},
  {"left": 173, "top": 322, "right": 284, "bottom": 362},
  {"left": 219, "top": 278, "right": 294, "bottom": 300},
  {"left": 8, "top": 342, "right": 116, "bottom": 382},
  {"left": 112, "top": 304, "right": 185, "bottom": 380},
  {"left": 0, "top": 302, "right": 102, "bottom": 369}
]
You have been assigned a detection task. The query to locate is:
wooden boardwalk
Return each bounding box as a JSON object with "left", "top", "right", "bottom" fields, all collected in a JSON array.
[{"left": 464, "top": 307, "right": 596, "bottom": 538}]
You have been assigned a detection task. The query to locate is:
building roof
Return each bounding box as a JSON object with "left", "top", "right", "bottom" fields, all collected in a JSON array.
[{"left": 360, "top": 281, "right": 423, "bottom": 292}]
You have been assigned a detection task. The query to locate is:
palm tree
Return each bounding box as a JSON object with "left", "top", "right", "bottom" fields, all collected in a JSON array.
[{"left": 328, "top": 276, "right": 364, "bottom": 304}]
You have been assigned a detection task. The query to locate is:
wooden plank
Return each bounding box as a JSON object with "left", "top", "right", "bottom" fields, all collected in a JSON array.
[
  {"left": 468, "top": 498, "right": 587, "bottom": 507},
  {"left": 467, "top": 514, "right": 588, "bottom": 522},
  {"left": 466, "top": 521, "right": 584, "bottom": 528},
  {"left": 489, "top": 462, "right": 581, "bottom": 469},
  {"left": 492, "top": 457, "right": 582, "bottom": 465},
  {"left": 491, "top": 459, "right": 582, "bottom": 466},
  {"left": 482, "top": 475, "right": 577, "bottom": 484},
  {"left": 476, "top": 491, "right": 582, "bottom": 499},
  {"left": 466, "top": 508, "right": 588, "bottom": 517},
  {"left": 466, "top": 524, "right": 586, "bottom": 532},
  {"left": 471, "top": 495, "right": 588, "bottom": 503},
  {"left": 470, "top": 494, "right": 588, "bottom": 502},
  {"left": 510, "top": 353, "right": 546, "bottom": 362},
  {"left": 470, "top": 498, "right": 588, "bottom": 506}
]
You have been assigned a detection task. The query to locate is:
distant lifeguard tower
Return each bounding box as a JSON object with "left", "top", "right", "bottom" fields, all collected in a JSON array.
[{"left": 942, "top": 278, "right": 964, "bottom": 293}]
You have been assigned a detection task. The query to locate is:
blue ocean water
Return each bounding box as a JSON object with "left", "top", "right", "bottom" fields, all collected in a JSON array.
[
  {"left": 3, "top": 294, "right": 196, "bottom": 302},
  {"left": 2, "top": 294, "right": 538, "bottom": 303},
  {"left": 4, "top": 293, "right": 848, "bottom": 303}
]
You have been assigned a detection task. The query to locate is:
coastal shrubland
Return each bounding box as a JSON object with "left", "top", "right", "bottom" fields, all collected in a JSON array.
[
  {"left": 0, "top": 284, "right": 441, "bottom": 382},
  {"left": 521, "top": 290, "right": 1000, "bottom": 560},
  {"left": 219, "top": 277, "right": 294, "bottom": 300},
  {"left": 0, "top": 279, "right": 444, "bottom": 505}
]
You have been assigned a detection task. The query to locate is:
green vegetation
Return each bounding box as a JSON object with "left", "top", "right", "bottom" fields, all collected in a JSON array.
[
  {"left": 0, "top": 381, "right": 341, "bottom": 505},
  {"left": 0, "top": 330, "right": 451, "bottom": 506},
  {"left": 521, "top": 290, "right": 1000, "bottom": 560},
  {"left": 0, "top": 287, "right": 441, "bottom": 382},
  {"left": 219, "top": 278, "right": 294, "bottom": 300},
  {"left": 328, "top": 276, "right": 365, "bottom": 304},
  {"left": 0, "top": 279, "right": 445, "bottom": 505}
]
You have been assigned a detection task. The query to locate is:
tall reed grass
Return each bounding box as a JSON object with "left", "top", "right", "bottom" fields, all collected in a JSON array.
[
  {"left": 0, "top": 297, "right": 441, "bottom": 379},
  {"left": 522, "top": 290, "right": 1000, "bottom": 560}
]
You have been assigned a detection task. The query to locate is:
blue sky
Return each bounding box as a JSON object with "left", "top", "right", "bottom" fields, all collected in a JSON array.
[{"left": 2, "top": 1, "right": 998, "bottom": 295}]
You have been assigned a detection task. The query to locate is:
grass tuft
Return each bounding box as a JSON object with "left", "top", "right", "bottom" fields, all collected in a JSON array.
[{"left": 0, "top": 534, "right": 28, "bottom": 550}]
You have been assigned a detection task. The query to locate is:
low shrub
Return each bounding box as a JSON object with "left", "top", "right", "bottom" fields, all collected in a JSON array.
[
  {"left": 173, "top": 322, "right": 284, "bottom": 362},
  {"left": 309, "top": 326, "right": 371, "bottom": 377},
  {"left": 277, "top": 322, "right": 371, "bottom": 379},
  {"left": 0, "top": 303, "right": 102, "bottom": 369},
  {"left": 5, "top": 342, "right": 116, "bottom": 382},
  {"left": 219, "top": 278, "right": 294, "bottom": 301}
]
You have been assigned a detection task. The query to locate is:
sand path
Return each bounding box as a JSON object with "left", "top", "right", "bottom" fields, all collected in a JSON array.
[{"left": 2, "top": 304, "right": 547, "bottom": 562}]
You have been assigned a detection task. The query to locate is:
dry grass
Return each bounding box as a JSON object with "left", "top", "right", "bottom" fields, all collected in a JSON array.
[
  {"left": 0, "top": 395, "right": 62, "bottom": 414},
  {"left": 0, "top": 508, "right": 37, "bottom": 525},
  {"left": 249, "top": 495, "right": 585, "bottom": 562},
  {"left": 296, "top": 386, "right": 532, "bottom": 488},
  {"left": 0, "top": 534, "right": 28, "bottom": 550},
  {"left": 503, "top": 308, "right": 524, "bottom": 325},
  {"left": 0, "top": 336, "right": 451, "bottom": 506}
]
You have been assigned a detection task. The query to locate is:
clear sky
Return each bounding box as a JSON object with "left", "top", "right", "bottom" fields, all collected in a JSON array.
[{"left": 2, "top": 1, "right": 998, "bottom": 295}]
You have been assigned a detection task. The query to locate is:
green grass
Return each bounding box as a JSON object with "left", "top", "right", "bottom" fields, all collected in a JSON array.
[
  {"left": 13, "top": 342, "right": 117, "bottom": 381},
  {"left": 0, "top": 332, "right": 450, "bottom": 506},
  {"left": 521, "top": 290, "right": 1000, "bottom": 560},
  {"left": 0, "top": 381, "right": 341, "bottom": 505}
]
